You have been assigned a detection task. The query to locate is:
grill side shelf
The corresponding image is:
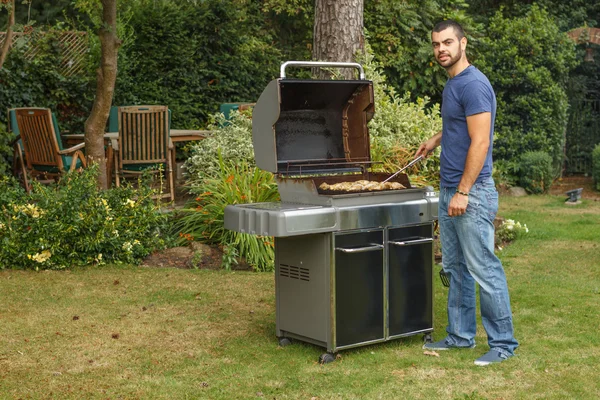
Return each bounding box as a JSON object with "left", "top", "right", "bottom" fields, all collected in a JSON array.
[
  {"left": 224, "top": 203, "right": 338, "bottom": 237},
  {"left": 224, "top": 196, "right": 439, "bottom": 238}
]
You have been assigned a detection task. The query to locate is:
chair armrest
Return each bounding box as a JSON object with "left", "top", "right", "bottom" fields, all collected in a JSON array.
[
  {"left": 10, "top": 134, "right": 21, "bottom": 146},
  {"left": 57, "top": 142, "right": 85, "bottom": 155},
  {"left": 110, "top": 137, "right": 119, "bottom": 152}
]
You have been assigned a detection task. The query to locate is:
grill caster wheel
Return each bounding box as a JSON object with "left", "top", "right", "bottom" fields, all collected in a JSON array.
[
  {"left": 319, "top": 352, "right": 336, "bottom": 364},
  {"left": 278, "top": 337, "right": 292, "bottom": 347},
  {"left": 423, "top": 333, "right": 433, "bottom": 344}
]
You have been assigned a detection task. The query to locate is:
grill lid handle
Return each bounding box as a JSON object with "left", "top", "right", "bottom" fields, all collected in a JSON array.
[{"left": 280, "top": 61, "right": 366, "bottom": 80}]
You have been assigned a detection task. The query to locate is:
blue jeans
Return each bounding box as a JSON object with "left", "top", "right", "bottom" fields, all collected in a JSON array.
[{"left": 439, "top": 178, "right": 518, "bottom": 357}]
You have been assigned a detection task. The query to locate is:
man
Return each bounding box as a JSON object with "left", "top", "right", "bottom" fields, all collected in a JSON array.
[{"left": 415, "top": 20, "right": 519, "bottom": 366}]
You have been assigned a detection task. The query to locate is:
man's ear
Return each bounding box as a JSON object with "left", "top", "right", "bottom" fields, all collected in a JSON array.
[{"left": 461, "top": 36, "right": 468, "bottom": 49}]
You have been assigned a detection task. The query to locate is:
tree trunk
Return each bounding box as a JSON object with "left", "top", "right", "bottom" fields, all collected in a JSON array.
[
  {"left": 0, "top": 0, "right": 16, "bottom": 69},
  {"left": 313, "top": 0, "right": 364, "bottom": 80},
  {"left": 84, "top": 0, "right": 121, "bottom": 190}
]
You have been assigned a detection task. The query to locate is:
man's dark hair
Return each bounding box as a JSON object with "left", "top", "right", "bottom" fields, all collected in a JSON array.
[{"left": 432, "top": 20, "right": 466, "bottom": 40}]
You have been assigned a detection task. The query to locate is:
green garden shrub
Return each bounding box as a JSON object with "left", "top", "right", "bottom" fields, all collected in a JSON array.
[
  {"left": 0, "top": 165, "right": 172, "bottom": 270},
  {"left": 592, "top": 144, "right": 600, "bottom": 191},
  {"left": 174, "top": 154, "right": 279, "bottom": 272},
  {"left": 478, "top": 6, "right": 578, "bottom": 174},
  {"left": 519, "top": 151, "right": 553, "bottom": 194},
  {"left": 493, "top": 159, "right": 520, "bottom": 189},
  {"left": 184, "top": 111, "right": 255, "bottom": 184}
]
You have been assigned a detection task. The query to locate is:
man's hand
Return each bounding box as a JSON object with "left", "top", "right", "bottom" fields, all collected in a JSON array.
[
  {"left": 415, "top": 132, "right": 442, "bottom": 159},
  {"left": 448, "top": 193, "right": 469, "bottom": 216}
]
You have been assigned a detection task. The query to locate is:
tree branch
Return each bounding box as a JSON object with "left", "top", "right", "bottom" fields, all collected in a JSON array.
[{"left": 0, "top": 0, "right": 16, "bottom": 69}]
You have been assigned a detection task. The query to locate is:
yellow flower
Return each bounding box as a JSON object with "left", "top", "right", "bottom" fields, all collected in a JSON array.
[
  {"left": 124, "top": 199, "right": 136, "bottom": 208},
  {"left": 30, "top": 250, "right": 52, "bottom": 263},
  {"left": 13, "top": 204, "right": 44, "bottom": 218}
]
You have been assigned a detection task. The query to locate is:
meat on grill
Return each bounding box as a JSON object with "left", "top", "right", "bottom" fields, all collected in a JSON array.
[{"left": 319, "top": 180, "right": 406, "bottom": 192}]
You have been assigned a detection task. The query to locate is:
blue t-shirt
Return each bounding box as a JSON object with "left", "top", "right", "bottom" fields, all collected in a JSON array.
[{"left": 440, "top": 65, "right": 496, "bottom": 187}]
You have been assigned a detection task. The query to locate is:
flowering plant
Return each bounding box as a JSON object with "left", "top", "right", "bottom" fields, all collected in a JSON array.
[
  {"left": 496, "top": 219, "right": 529, "bottom": 244},
  {"left": 0, "top": 165, "right": 173, "bottom": 270}
]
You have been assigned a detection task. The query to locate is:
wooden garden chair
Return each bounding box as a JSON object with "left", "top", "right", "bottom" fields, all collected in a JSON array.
[
  {"left": 13, "top": 108, "right": 87, "bottom": 192},
  {"left": 114, "top": 105, "right": 175, "bottom": 202},
  {"left": 7, "top": 108, "right": 27, "bottom": 182}
]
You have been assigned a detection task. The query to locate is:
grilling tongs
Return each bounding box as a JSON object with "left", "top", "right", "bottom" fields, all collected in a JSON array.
[{"left": 382, "top": 155, "right": 425, "bottom": 183}]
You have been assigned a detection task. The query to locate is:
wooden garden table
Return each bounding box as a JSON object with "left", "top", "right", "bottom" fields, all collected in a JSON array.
[{"left": 62, "top": 129, "right": 210, "bottom": 188}]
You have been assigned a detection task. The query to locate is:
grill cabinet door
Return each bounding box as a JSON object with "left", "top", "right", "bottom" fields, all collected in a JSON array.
[
  {"left": 334, "top": 230, "right": 384, "bottom": 347},
  {"left": 388, "top": 224, "right": 433, "bottom": 337}
]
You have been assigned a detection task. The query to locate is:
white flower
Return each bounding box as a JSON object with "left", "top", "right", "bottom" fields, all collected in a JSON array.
[
  {"left": 122, "top": 242, "right": 133, "bottom": 252},
  {"left": 112, "top": 230, "right": 119, "bottom": 237}
]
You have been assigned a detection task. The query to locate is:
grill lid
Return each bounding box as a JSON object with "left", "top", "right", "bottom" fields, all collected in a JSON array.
[{"left": 252, "top": 61, "right": 375, "bottom": 176}]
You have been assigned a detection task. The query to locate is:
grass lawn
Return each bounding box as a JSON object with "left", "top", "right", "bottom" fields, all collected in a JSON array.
[{"left": 1, "top": 195, "right": 599, "bottom": 399}]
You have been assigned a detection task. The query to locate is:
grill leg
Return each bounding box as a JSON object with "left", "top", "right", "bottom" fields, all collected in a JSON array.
[
  {"left": 319, "top": 352, "right": 336, "bottom": 364},
  {"left": 423, "top": 333, "right": 433, "bottom": 344}
]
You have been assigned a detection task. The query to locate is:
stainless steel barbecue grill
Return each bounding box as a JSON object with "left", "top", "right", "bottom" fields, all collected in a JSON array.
[{"left": 224, "top": 61, "right": 439, "bottom": 363}]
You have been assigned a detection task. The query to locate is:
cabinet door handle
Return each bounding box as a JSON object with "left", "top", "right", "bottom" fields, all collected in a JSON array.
[
  {"left": 389, "top": 237, "right": 433, "bottom": 247},
  {"left": 335, "top": 243, "right": 384, "bottom": 253}
]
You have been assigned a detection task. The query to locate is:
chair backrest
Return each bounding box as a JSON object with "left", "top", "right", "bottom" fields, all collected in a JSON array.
[
  {"left": 117, "top": 105, "right": 170, "bottom": 168},
  {"left": 109, "top": 105, "right": 172, "bottom": 133},
  {"left": 15, "top": 108, "right": 65, "bottom": 170},
  {"left": 8, "top": 109, "right": 20, "bottom": 137},
  {"left": 9, "top": 107, "right": 65, "bottom": 149}
]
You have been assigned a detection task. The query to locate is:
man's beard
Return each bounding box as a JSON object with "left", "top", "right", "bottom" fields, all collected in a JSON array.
[{"left": 436, "top": 43, "right": 463, "bottom": 69}]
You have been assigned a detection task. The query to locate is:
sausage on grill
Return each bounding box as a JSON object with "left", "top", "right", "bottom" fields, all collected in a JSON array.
[{"left": 319, "top": 180, "right": 405, "bottom": 192}]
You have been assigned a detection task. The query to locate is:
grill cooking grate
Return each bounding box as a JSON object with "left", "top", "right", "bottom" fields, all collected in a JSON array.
[{"left": 280, "top": 264, "right": 310, "bottom": 281}]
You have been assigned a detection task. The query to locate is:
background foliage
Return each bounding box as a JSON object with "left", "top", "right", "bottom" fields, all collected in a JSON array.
[
  {"left": 364, "top": 0, "right": 479, "bottom": 104},
  {"left": 2, "top": 0, "right": 596, "bottom": 180},
  {"left": 476, "top": 6, "right": 578, "bottom": 174},
  {"left": 109, "top": 0, "right": 284, "bottom": 129},
  {"left": 0, "top": 30, "right": 93, "bottom": 176}
]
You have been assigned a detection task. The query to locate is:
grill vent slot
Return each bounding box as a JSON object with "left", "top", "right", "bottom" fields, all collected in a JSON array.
[{"left": 279, "top": 264, "right": 310, "bottom": 281}]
